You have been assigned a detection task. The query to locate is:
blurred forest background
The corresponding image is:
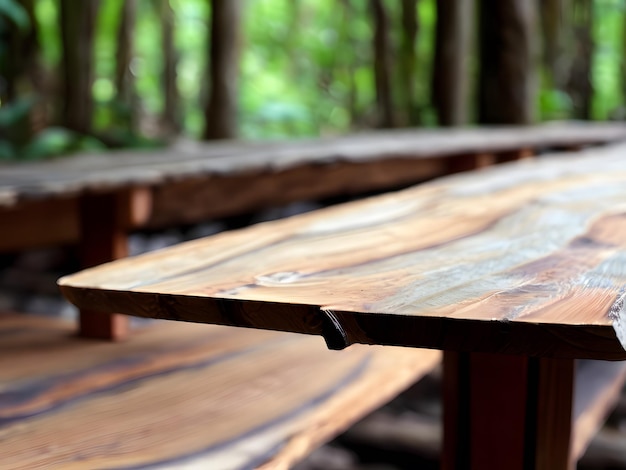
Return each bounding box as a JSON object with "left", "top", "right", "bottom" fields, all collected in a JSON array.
[{"left": 0, "top": 0, "right": 624, "bottom": 161}]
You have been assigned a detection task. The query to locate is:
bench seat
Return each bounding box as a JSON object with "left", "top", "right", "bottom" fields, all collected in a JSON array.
[
  {"left": 0, "top": 313, "right": 439, "bottom": 469},
  {"left": 3, "top": 313, "right": 623, "bottom": 468}
]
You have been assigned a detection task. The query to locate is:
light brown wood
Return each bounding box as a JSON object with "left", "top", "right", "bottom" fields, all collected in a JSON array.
[
  {"left": 0, "top": 313, "right": 440, "bottom": 469},
  {"left": 146, "top": 157, "right": 446, "bottom": 229},
  {"left": 60, "top": 143, "right": 626, "bottom": 359},
  {"left": 0, "top": 198, "right": 78, "bottom": 252}
]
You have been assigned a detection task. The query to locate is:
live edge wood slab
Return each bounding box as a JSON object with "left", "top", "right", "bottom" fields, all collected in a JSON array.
[{"left": 60, "top": 142, "right": 626, "bottom": 361}]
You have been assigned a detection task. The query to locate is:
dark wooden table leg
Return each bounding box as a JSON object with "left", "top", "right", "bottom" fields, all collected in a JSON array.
[
  {"left": 447, "top": 153, "right": 495, "bottom": 174},
  {"left": 442, "top": 351, "right": 575, "bottom": 470},
  {"left": 77, "top": 188, "right": 151, "bottom": 340}
]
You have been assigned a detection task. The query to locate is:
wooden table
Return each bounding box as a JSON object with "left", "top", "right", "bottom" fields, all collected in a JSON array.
[{"left": 60, "top": 141, "right": 626, "bottom": 469}]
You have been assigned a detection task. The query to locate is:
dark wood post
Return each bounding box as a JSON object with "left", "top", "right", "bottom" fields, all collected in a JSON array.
[
  {"left": 203, "top": 0, "right": 241, "bottom": 140},
  {"left": 443, "top": 351, "right": 575, "bottom": 470},
  {"left": 478, "top": 0, "right": 538, "bottom": 125},
  {"left": 432, "top": 0, "right": 474, "bottom": 126},
  {"left": 78, "top": 188, "right": 152, "bottom": 340}
]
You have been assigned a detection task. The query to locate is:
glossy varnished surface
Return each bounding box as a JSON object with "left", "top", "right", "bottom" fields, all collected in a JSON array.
[
  {"left": 0, "top": 314, "right": 439, "bottom": 469},
  {"left": 60, "top": 144, "right": 626, "bottom": 359}
]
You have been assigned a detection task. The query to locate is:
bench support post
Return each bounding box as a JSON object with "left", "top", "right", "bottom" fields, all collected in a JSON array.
[
  {"left": 77, "top": 189, "right": 151, "bottom": 340},
  {"left": 442, "top": 351, "right": 575, "bottom": 470},
  {"left": 496, "top": 147, "right": 535, "bottom": 163},
  {"left": 447, "top": 153, "right": 494, "bottom": 174}
]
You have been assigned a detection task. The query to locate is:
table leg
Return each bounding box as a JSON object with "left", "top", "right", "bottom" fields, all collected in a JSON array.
[
  {"left": 447, "top": 153, "right": 495, "bottom": 174},
  {"left": 442, "top": 351, "right": 575, "bottom": 470},
  {"left": 495, "top": 147, "right": 535, "bottom": 163},
  {"left": 78, "top": 192, "right": 129, "bottom": 340}
]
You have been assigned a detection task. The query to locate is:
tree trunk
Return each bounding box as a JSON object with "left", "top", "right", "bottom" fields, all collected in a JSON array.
[
  {"left": 477, "top": 0, "right": 537, "bottom": 125},
  {"left": 0, "top": 0, "right": 43, "bottom": 143},
  {"left": 540, "top": 0, "right": 570, "bottom": 89},
  {"left": 370, "top": 0, "right": 396, "bottom": 128},
  {"left": 203, "top": 0, "right": 241, "bottom": 140},
  {"left": 432, "top": 0, "right": 474, "bottom": 126},
  {"left": 59, "top": 0, "right": 99, "bottom": 134},
  {"left": 115, "top": 0, "right": 136, "bottom": 104},
  {"left": 567, "top": 0, "right": 593, "bottom": 120},
  {"left": 398, "top": 0, "right": 419, "bottom": 126},
  {"left": 160, "top": 0, "right": 180, "bottom": 135},
  {"left": 1, "top": 0, "right": 39, "bottom": 103},
  {"left": 338, "top": 0, "right": 360, "bottom": 127}
]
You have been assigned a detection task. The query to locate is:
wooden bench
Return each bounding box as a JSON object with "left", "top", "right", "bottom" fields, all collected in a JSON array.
[
  {"left": 3, "top": 122, "right": 626, "bottom": 340},
  {"left": 59, "top": 140, "right": 626, "bottom": 469},
  {"left": 0, "top": 313, "right": 440, "bottom": 469}
]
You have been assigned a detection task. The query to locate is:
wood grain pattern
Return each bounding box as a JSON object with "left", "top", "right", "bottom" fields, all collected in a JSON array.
[
  {"left": 0, "top": 314, "right": 440, "bottom": 469},
  {"left": 2, "top": 122, "right": 626, "bottom": 208},
  {"left": 59, "top": 142, "right": 626, "bottom": 359}
]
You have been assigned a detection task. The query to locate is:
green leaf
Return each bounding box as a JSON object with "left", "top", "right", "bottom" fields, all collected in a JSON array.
[
  {"left": 0, "top": 0, "right": 30, "bottom": 31},
  {"left": 20, "top": 127, "right": 76, "bottom": 160},
  {"left": 0, "top": 96, "right": 35, "bottom": 127},
  {"left": 0, "top": 139, "right": 15, "bottom": 160}
]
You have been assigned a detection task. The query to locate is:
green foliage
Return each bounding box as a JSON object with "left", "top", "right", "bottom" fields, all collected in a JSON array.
[
  {"left": 0, "top": 127, "right": 107, "bottom": 162},
  {"left": 21, "top": 128, "right": 106, "bottom": 160},
  {"left": 0, "top": 95, "right": 33, "bottom": 127},
  {"left": 591, "top": 0, "right": 625, "bottom": 119},
  {"left": 539, "top": 87, "right": 573, "bottom": 120},
  {"left": 3, "top": 0, "right": 626, "bottom": 161},
  {"left": 0, "top": 0, "right": 29, "bottom": 31},
  {"left": 33, "top": 0, "right": 60, "bottom": 66}
]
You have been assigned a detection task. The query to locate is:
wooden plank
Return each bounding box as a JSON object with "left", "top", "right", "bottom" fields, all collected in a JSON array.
[
  {"left": 146, "top": 157, "right": 447, "bottom": 229},
  {"left": 0, "top": 198, "right": 78, "bottom": 252},
  {"left": 0, "top": 314, "right": 440, "bottom": 469},
  {"left": 59, "top": 143, "right": 626, "bottom": 359}
]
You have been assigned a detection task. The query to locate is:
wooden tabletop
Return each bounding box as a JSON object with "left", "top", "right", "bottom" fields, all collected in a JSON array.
[
  {"left": 59, "top": 142, "right": 626, "bottom": 360},
  {"left": 4, "top": 121, "right": 626, "bottom": 207}
]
